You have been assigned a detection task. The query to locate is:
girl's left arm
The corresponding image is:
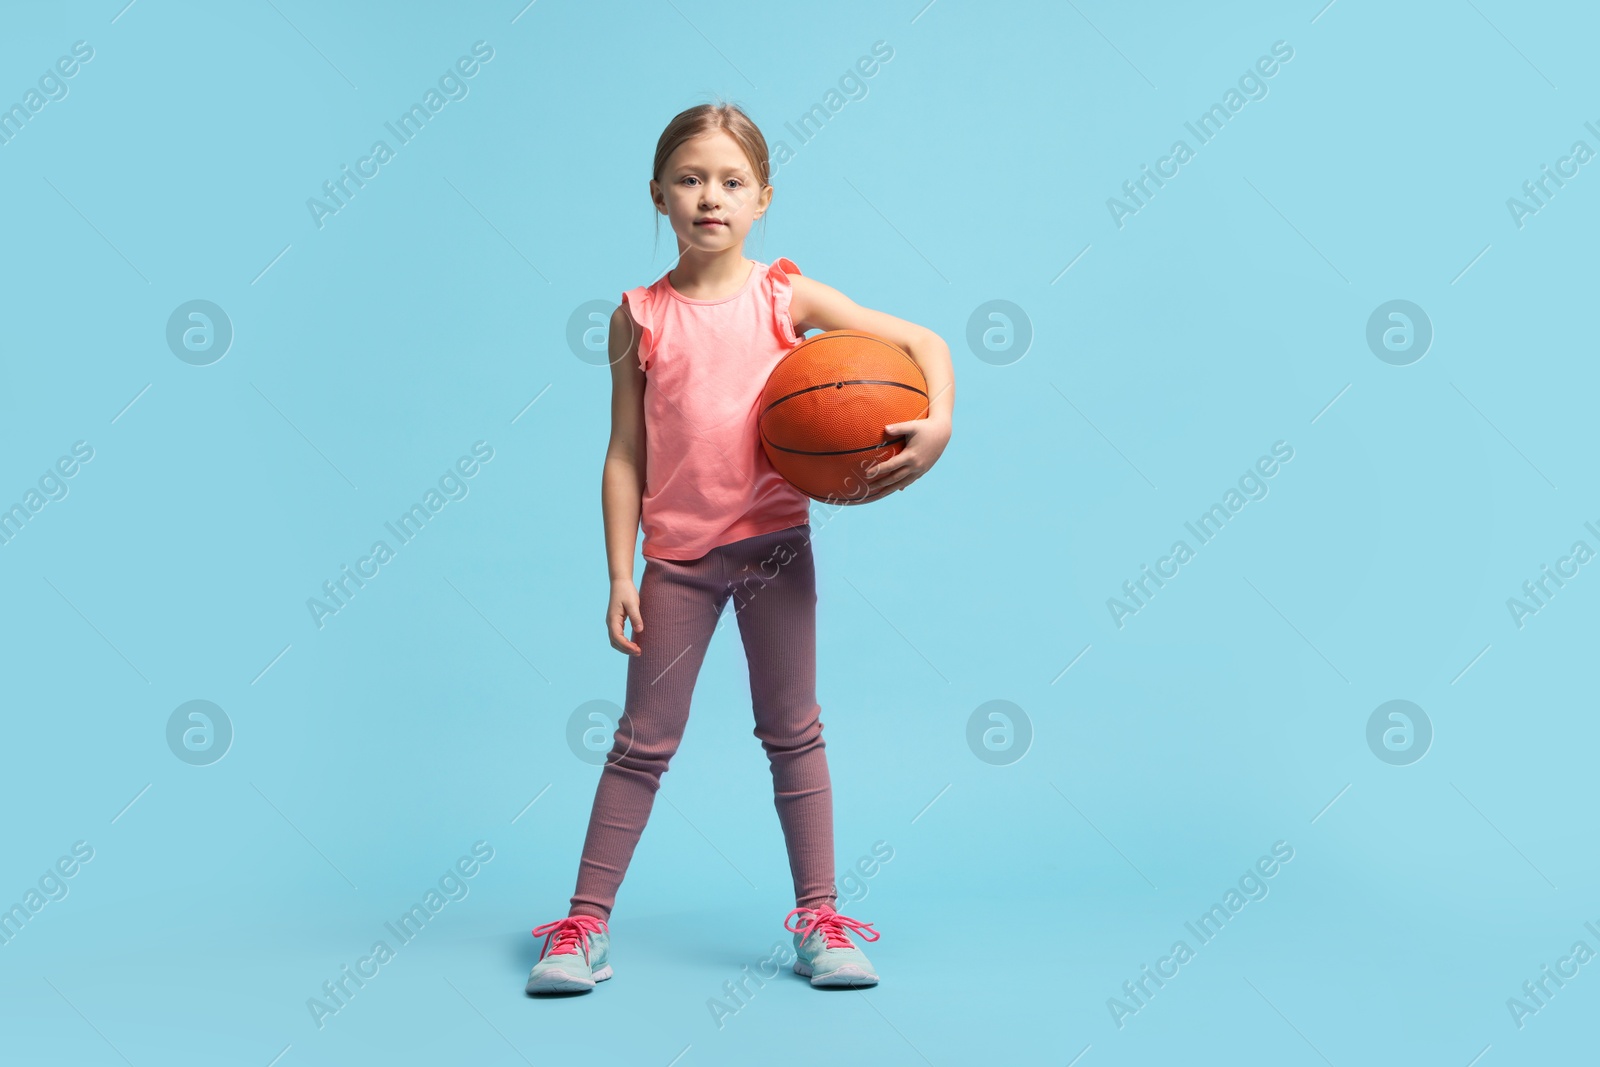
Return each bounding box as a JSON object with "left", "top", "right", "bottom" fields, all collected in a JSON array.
[{"left": 790, "top": 274, "right": 954, "bottom": 493}]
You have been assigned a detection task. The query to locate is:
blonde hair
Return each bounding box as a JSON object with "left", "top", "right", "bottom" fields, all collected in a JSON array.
[{"left": 650, "top": 99, "right": 771, "bottom": 250}]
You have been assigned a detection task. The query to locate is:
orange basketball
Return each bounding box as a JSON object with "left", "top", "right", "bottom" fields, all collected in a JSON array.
[{"left": 759, "top": 330, "right": 929, "bottom": 505}]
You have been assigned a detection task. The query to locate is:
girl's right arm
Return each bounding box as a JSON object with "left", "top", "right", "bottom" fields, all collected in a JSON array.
[{"left": 602, "top": 303, "right": 647, "bottom": 656}]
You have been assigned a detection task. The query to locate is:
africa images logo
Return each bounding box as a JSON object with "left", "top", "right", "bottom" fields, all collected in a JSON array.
[{"left": 306, "top": 41, "right": 495, "bottom": 229}]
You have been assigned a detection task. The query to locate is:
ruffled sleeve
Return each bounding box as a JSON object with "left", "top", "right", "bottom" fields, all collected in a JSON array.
[
  {"left": 620, "top": 286, "right": 655, "bottom": 372},
  {"left": 768, "top": 257, "right": 803, "bottom": 347}
]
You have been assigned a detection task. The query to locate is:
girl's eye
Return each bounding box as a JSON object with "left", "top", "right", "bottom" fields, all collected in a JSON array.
[{"left": 677, "top": 176, "right": 744, "bottom": 187}]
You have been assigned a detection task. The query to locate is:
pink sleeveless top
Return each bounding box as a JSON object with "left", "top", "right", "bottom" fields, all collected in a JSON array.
[{"left": 621, "top": 257, "right": 812, "bottom": 561}]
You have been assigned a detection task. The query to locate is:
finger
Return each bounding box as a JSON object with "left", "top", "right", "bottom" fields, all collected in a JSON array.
[
  {"left": 609, "top": 608, "right": 634, "bottom": 640},
  {"left": 621, "top": 606, "right": 643, "bottom": 652},
  {"left": 873, "top": 453, "right": 918, "bottom": 480},
  {"left": 865, "top": 455, "right": 906, "bottom": 480},
  {"left": 609, "top": 623, "right": 641, "bottom": 656},
  {"left": 872, "top": 465, "right": 916, "bottom": 491}
]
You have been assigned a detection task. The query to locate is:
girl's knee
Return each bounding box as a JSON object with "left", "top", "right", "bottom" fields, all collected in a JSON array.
[{"left": 753, "top": 715, "right": 824, "bottom": 754}]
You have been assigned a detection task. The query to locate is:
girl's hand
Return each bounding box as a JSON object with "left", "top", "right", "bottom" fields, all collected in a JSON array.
[
  {"left": 866, "top": 415, "right": 952, "bottom": 493},
  {"left": 607, "top": 577, "right": 643, "bottom": 655}
]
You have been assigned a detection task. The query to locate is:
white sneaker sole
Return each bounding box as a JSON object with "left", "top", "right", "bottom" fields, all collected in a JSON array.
[
  {"left": 526, "top": 963, "right": 613, "bottom": 994},
  {"left": 793, "top": 959, "right": 878, "bottom": 987}
]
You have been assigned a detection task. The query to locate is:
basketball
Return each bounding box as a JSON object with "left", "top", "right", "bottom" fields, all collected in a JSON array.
[{"left": 758, "top": 330, "right": 929, "bottom": 505}]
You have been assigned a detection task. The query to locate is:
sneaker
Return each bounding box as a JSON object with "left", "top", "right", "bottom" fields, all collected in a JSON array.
[
  {"left": 526, "top": 914, "right": 612, "bottom": 994},
  {"left": 784, "top": 903, "right": 880, "bottom": 987}
]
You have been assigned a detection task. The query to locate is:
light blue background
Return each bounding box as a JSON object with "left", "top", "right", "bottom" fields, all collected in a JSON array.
[{"left": 2, "top": 1, "right": 1595, "bottom": 1064}]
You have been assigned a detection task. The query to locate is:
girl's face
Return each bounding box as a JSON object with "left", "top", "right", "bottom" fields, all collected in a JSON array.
[{"left": 651, "top": 130, "right": 771, "bottom": 253}]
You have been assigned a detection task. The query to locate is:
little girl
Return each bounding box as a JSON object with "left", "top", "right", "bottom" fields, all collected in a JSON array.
[{"left": 527, "top": 101, "right": 954, "bottom": 995}]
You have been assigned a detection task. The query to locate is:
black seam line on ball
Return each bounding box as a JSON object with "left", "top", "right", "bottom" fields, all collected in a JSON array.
[
  {"left": 759, "top": 379, "right": 928, "bottom": 417},
  {"left": 764, "top": 436, "right": 907, "bottom": 457}
]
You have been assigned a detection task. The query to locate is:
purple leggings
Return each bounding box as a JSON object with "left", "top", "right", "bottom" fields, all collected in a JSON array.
[{"left": 569, "top": 523, "right": 836, "bottom": 920}]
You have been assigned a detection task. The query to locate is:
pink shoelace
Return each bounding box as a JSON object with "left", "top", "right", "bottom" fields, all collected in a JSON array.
[
  {"left": 783, "top": 905, "right": 880, "bottom": 949},
  {"left": 531, "top": 915, "right": 608, "bottom": 962}
]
